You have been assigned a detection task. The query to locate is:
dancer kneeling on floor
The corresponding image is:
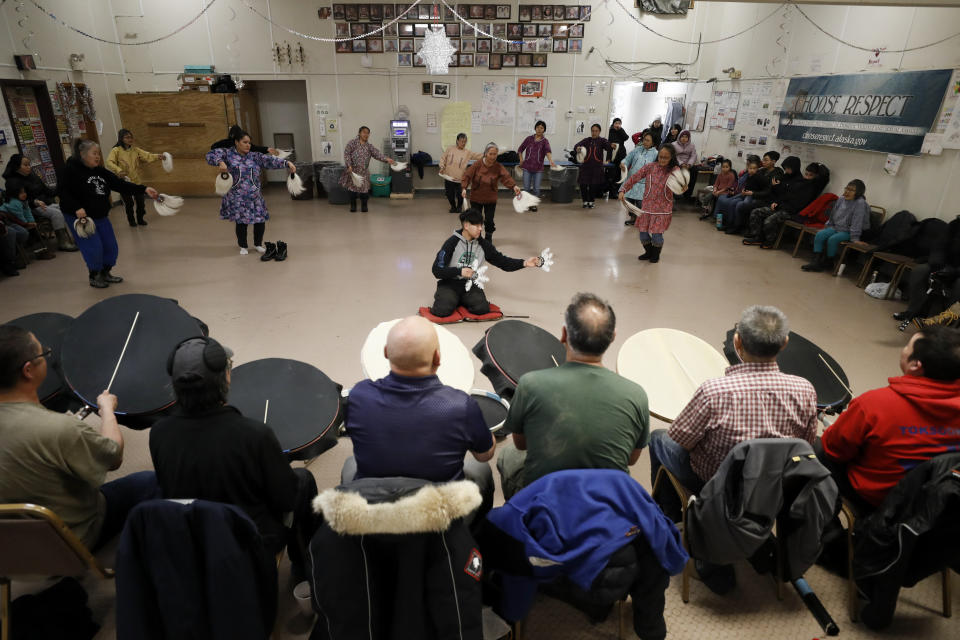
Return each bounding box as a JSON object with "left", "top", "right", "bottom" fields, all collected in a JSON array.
[
  {"left": 205, "top": 128, "right": 296, "bottom": 256},
  {"left": 59, "top": 139, "right": 159, "bottom": 288},
  {"left": 618, "top": 145, "right": 680, "bottom": 264},
  {"left": 430, "top": 209, "right": 542, "bottom": 318}
]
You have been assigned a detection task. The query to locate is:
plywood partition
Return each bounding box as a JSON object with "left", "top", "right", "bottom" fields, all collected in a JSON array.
[{"left": 115, "top": 92, "right": 252, "bottom": 196}]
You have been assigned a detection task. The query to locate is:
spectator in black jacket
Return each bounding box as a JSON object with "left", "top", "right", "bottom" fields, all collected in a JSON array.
[
  {"left": 149, "top": 337, "right": 318, "bottom": 580},
  {"left": 896, "top": 215, "right": 960, "bottom": 328},
  {"left": 430, "top": 209, "right": 542, "bottom": 318},
  {"left": 2, "top": 153, "right": 77, "bottom": 251},
  {"left": 745, "top": 163, "right": 829, "bottom": 248}
]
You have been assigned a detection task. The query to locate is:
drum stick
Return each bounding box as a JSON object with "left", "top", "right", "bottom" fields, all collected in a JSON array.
[
  {"left": 106, "top": 311, "right": 140, "bottom": 393},
  {"left": 817, "top": 353, "right": 853, "bottom": 397},
  {"left": 551, "top": 355, "right": 559, "bottom": 367},
  {"left": 264, "top": 399, "right": 270, "bottom": 423}
]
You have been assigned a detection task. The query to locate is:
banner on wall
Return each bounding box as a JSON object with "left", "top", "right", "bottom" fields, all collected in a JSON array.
[{"left": 777, "top": 69, "right": 954, "bottom": 156}]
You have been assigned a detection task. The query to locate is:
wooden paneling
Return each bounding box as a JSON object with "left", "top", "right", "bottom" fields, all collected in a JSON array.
[{"left": 115, "top": 92, "right": 256, "bottom": 196}]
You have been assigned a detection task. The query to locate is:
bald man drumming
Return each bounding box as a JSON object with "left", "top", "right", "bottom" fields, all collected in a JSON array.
[{"left": 342, "top": 316, "right": 496, "bottom": 523}]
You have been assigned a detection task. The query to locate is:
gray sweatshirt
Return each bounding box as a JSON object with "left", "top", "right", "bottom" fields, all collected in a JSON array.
[{"left": 825, "top": 197, "right": 870, "bottom": 242}]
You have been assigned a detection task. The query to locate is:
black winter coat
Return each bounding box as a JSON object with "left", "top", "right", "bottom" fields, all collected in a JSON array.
[
  {"left": 866, "top": 210, "right": 917, "bottom": 253},
  {"left": 57, "top": 157, "right": 146, "bottom": 219},
  {"left": 891, "top": 217, "right": 949, "bottom": 261},
  {"left": 853, "top": 453, "right": 960, "bottom": 629}
]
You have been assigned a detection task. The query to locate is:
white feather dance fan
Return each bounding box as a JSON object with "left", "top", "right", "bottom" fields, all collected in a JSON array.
[
  {"left": 438, "top": 172, "right": 455, "bottom": 182},
  {"left": 351, "top": 172, "right": 364, "bottom": 188},
  {"left": 73, "top": 217, "right": 96, "bottom": 238},
  {"left": 666, "top": 167, "right": 691, "bottom": 195},
  {"left": 153, "top": 194, "right": 183, "bottom": 217},
  {"left": 621, "top": 198, "right": 643, "bottom": 217},
  {"left": 576, "top": 147, "right": 587, "bottom": 163},
  {"left": 392, "top": 161, "right": 408, "bottom": 172},
  {"left": 275, "top": 149, "right": 293, "bottom": 160},
  {"left": 161, "top": 152, "right": 174, "bottom": 173},
  {"left": 514, "top": 165, "right": 523, "bottom": 180},
  {"left": 215, "top": 172, "right": 233, "bottom": 196},
  {"left": 550, "top": 164, "right": 565, "bottom": 172},
  {"left": 287, "top": 172, "right": 306, "bottom": 197},
  {"left": 512, "top": 190, "right": 540, "bottom": 213}
]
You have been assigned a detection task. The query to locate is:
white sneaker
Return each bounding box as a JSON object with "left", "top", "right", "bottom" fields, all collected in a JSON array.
[
  {"left": 255, "top": 245, "right": 266, "bottom": 254},
  {"left": 239, "top": 248, "right": 249, "bottom": 255}
]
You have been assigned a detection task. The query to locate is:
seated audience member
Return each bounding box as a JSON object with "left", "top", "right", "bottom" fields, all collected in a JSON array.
[
  {"left": 497, "top": 293, "right": 649, "bottom": 500},
  {"left": 2, "top": 153, "right": 76, "bottom": 251},
  {"left": 698, "top": 158, "right": 736, "bottom": 219},
  {"left": 715, "top": 156, "right": 762, "bottom": 231},
  {"left": 648, "top": 306, "right": 817, "bottom": 505},
  {"left": 661, "top": 124, "right": 682, "bottom": 148},
  {"left": 1, "top": 221, "right": 20, "bottom": 276},
  {"left": 150, "top": 337, "right": 318, "bottom": 577},
  {"left": 744, "top": 162, "right": 832, "bottom": 249},
  {"left": 817, "top": 326, "right": 960, "bottom": 511},
  {"left": 0, "top": 179, "right": 53, "bottom": 260},
  {"left": 342, "top": 316, "right": 496, "bottom": 519},
  {"left": 726, "top": 151, "right": 781, "bottom": 234},
  {"left": 801, "top": 179, "right": 869, "bottom": 272},
  {"left": 778, "top": 155, "right": 802, "bottom": 189},
  {"left": 0, "top": 325, "right": 158, "bottom": 549},
  {"left": 895, "top": 214, "right": 960, "bottom": 327}
]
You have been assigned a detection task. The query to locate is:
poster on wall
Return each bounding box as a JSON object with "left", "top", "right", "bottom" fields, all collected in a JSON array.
[
  {"left": 481, "top": 81, "right": 515, "bottom": 126},
  {"left": 709, "top": 91, "right": 739, "bottom": 130},
  {"left": 776, "top": 69, "right": 954, "bottom": 156},
  {"left": 516, "top": 98, "right": 557, "bottom": 133}
]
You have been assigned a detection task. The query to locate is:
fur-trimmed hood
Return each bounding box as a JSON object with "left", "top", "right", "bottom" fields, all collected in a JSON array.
[{"left": 313, "top": 478, "right": 481, "bottom": 535}]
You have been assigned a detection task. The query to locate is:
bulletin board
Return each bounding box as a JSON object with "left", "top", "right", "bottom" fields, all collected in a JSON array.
[{"left": 709, "top": 90, "right": 740, "bottom": 130}]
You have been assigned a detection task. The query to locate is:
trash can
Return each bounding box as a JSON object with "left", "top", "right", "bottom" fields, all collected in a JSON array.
[
  {"left": 313, "top": 161, "right": 339, "bottom": 198},
  {"left": 371, "top": 174, "right": 391, "bottom": 197},
  {"left": 291, "top": 162, "right": 314, "bottom": 200},
  {"left": 318, "top": 163, "right": 351, "bottom": 205},
  {"left": 550, "top": 167, "right": 578, "bottom": 204}
]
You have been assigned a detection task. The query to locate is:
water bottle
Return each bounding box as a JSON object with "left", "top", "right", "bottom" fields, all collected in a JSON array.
[
  {"left": 836, "top": 263, "right": 846, "bottom": 277},
  {"left": 869, "top": 270, "right": 878, "bottom": 285},
  {"left": 716, "top": 212, "right": 723, "bottom": 229}
]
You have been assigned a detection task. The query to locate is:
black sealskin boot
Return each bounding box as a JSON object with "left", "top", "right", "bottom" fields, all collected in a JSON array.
[
  {"left": 89, "top": 270, "right": 108, "bottom": 288},
  {"left": 260, "top": 242, "right": 277, "bottom": 261},
  {"left": 649, "top": 244, "right": 663, "bottom": 264},
  {"left": 801, "top": 253, "right": 827, "bottom": 272},
  {"left": 101, "top": 267, "right": 123, "bottom": 283},
  {"left": 349, "top": 194, "right": 357, "bottom": 212},
  {"left": 274, "top": 241, "right": 288, "bottom": 262},
  {"left": 360, "top": 196, "right": 369, "bottom": 213},
  {"left": 637, "top": 242, "right": 653, "bottom": 260}
]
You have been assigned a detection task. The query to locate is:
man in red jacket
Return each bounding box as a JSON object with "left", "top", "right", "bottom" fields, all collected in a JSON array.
[{"left": 818, "top": 326, "right": 960, "bottom": 511}]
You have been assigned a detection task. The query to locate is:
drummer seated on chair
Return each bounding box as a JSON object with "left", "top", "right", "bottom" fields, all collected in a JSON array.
[
  {"left": 430, "top": 208, "right": 542, "bottom": 318},
  {"left": 496, "top": 293, "right": 650, "bottom": 501},
  {"left": 816, "top": 326, "right": 960, "bottom": 513},
  {"left": 648, "top": 305, "right": 818, "bottom": 520},
  {"left": 342, "top": 316, "right": 496, "bottom": 524},
  {"left": 149, "top": 337, "right": 319, "bottom": 580},
  {"left": 0, "top": 325, "right": 158, "bottom": 550}
]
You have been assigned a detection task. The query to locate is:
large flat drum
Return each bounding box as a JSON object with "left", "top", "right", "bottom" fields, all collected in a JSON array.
[
  {"left": 61, "top": 294, "right": 202, "bottom": 416},
  {"left": 4, "top": 312, "right": 73, "bottom": 404},
  {"left": 229, "top": 358, "right": 342, "bottom": 460},
  {"left": 472, "top": 320, "right": 566, "bottom": 400},
  {"left": 361, "top": 319, "right": 474, "bottom": 393},
  {"left": 617, "top": 328, "right": 729, "bottom": 423}
]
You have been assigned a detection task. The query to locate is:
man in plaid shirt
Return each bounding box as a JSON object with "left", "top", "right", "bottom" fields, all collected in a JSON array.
[{"left": 649, "top": 305, "right": 818, "bottom": 513}]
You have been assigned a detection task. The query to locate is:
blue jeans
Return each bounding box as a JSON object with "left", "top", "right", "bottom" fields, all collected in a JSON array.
[
  {"left": 715, "top": 194, "right": 744, "bottom": 227},
  {"left": 648, "top": 429, "right": 703, "bottom": 521},
  {"left": 65, "top": 214, "right": 119, "bottom": 272},
  {"left": 95, "top": 470, "right": 159, "bottom": 549},
  {"left": 813, "top": 228, "right": 850, "bottom": 257},
  {"left": 522, "top": 169, "right": 543, "bottom": 197},
  {"left": 639, "top": 232, "right": 664, "bottom": 246}
]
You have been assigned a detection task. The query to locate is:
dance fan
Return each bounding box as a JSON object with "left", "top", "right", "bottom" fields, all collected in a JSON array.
[
  {"left": 73, "top": 217, "right": 96, "bottom": 238},
  {"left": 550, "top": 164, "right": 565, "bottom": 172},
  {"left": 392, "top": 161, "right": 408, "bottom": 171},
  {"left": 464, "top": 259, "right": 489, "bottom": 292},
  {"left": 512, "top": 190, "right": 540, "bottom": 213},
  {"left": 350, "top": 171, "right": 364, "bottom": 188},
  {"left": 576, "top": 147, "right": 587, "bottom": 163},
  {"left": 537, "top": 247, "right": 554, "bottom": 272},
  {"left": 287, "top": 172, "right": 306, "bottom": 197},
  {"left": 161, "top": 152, "right": 174, "bottom": 173},
  {"left": 215, "top": 171, "right": 233, "bottom": 196},
  {"left": 153, "top": 194, "right": 184, "bottom": 217},
  {"left": 665, "top": 167, "right": 690, "bottom": 195},
  {"left": 514, "top": 165, "right": 523, "bottom": 180},
  {"left": 438, "top": 172, "right": 455, "bottom": 182},
  {"left": 621, "top": 198, "right": 643, "bottom": 217},
  {"left": 275, "top": 149, "right": 293, "bottom": 160}
]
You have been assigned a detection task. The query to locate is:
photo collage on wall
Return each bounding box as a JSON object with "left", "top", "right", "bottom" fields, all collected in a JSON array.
[{"left": 330, "top": 4, "right": 590, "bottom": 69}]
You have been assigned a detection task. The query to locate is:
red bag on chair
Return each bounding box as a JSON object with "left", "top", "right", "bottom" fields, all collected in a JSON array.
[{"left": 795, "top": 193, "right": 838, "bottom": 228}]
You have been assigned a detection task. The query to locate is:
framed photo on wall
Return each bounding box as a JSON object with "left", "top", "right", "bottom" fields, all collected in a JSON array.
[
  {"left": 492, "top": 39, "right": 507, "bottom": 52},
  {"left": 335, "top": 22, "right": 349, "bottom": 37},
  {"left": 569, "top": 24, "right": 584, "bottom": 37},
  {"left": 484, "top": 5, "right": 497, "bottom": 20},
  {"left": 532, "top": 6, "right": 543, "bottom": 21},
  {"left": 472, "top": 5, "right": 486, "bottom": 19},
  {"left": 351, "top": 23, "right": 367, "bottom": 36},
  {"left": 462, "top": 23, "right": 475, "bottom": 36},
  {"left": 418, "top": 4, "right": 431, "bottom": 19},
  {"left": 383, "top": 4, "right": 396, "bottom": 20},
  {"left": 552, "top": 38, "right": 567, "bottom": 52},
  {"left": 345, "top": 5, "right": 358, "bottom": 21},
  {"left": 489, "top": 53, "right": 502, "bottom": 69},
  {"left": 538, "top": 24, "right": 552, "bottom": 37},
  {"left": 508, "top": 41, "right": 522, "bottom": 52},
  {"left": 399, "top": 3, "right": 414, "bottom": 18},
  {"left": 353, "top": 39, "right": 367, "bottom": 52},
  {"left": 384, "top": 39, "right": 399, "bottom": 52},
  {"left": 507, "top": 23, "right": 522, "bottom": 38},
  {"left": 367, "top": 39, "right": 384, "bottom": 53},
  {"left": 358, "top": 4, "right": 370, "bottom": 20},
  {"left": 397, "top": 53, "right": 413, "bottom": 66},
  {"left": 433, "top": 82, "right": 451, "bottom": 98},
  {"left": 414, "top": 23, "right": 428, "bottom": 36},
  {"left": 537, "top": 38, "right": 552, "bottom": 52},
  {"left": 422, "top": 81, "right": 433, "bottom": 95},
  {"left": 580, "top": 6, "right": 592, "bottom": 21},
  {"left": 522, "top": 24, "right": 536, "bottom": 37},
  {"left": 565, "top": 6, "right": 579, "bottom": 20},
  {"left": 492, "top": 23, "right": 506, "bottom": 37},
  {"left": 448, "top": 39, "right": 461, "bottom": 52},
  {"left": 518, "top": 54, "right": 532, "bottom": 67},
  {"left": 399, "top": 23, "right": 414, "bottom": 35},
  {"left": 443, "top": 5, "right": 455, "bottom": 20},
  {"left": 477, "top": 38, "right": 491, "bottom": 52},
  {"left": 502, "top": 53, "right": 517, "bottom": 67},
  {"left": 459, "top": 53, "right": 474, "bottom": 67},
  {"left": 532, "top": 53, "right": 547, "bottom": 67},
  {"left": 399, "top": 38, "right": 414, "bottom": 51},
  {"left": 384, "top": 22, "right": 399, "bottom": 37},
  {"left": 552, "top": 23, "right": 568, "bottom": 37},
  {"left": 553, "top": 5, "right": 565, "bottom": 20},
  {"left": 496, "top": 5, "right": 511, "bottom": 19},
  {"left": 332, "top": 4, "right": 345, "bottom": 20},
  {"left": 370, "top": 4, "right": 382, "bottom": 21},
  {"left": 523, "top": 40, "right": 536, "bottom": 53},
  {"left": 569, "top": 38, "right": 582, "bottom": 52},
  {"left": 519, "top": 6, "right": 531, "bottom": 22},
  {"left": 461, "top": 39, "right": 476, "bottom": 52},
  {"left": 518, "top": 78, "right": 543, "bottom": 97},
  {"left": 476, "top": 52, "right": 489, "bottom": 67},
  {"left": 542, "top": 5, "right": 554, "bottom": 19},
  {"left": 335, "top": 40, "right": 351, "bottom": 53},
  {"left": 446, "top": 23, "right": 461, "bottom": 36}
]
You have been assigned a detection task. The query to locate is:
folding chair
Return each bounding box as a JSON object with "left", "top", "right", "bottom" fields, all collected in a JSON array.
[
  {"left": 0, "top": 504, "right": 114, "bottom": 640},
  {"left": 651, "top": 466, "right": 696, "bottom": 603},
  {"left": 832, "top": 205, "right": 887, "bottom": 280},
  {"left": 839, "top": 497, "right": 952, "bottom": 623}
]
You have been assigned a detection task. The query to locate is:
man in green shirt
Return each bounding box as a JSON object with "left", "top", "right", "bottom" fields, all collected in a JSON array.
[
  {"left": 497, "top": 293, "right": 650, "bottom": 499},
  {"left": 0, "top": 325, "right": 157, "bottom": 549}
]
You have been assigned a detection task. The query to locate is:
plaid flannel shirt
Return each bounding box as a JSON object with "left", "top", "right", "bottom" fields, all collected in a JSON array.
[{"left": 668, "top": 362, "right": 818, "bottom": 481}]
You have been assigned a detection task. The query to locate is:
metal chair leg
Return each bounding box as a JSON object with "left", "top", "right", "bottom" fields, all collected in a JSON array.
[
  {"left": 833, "top": 246, "right": 850, "bottom": 276},
  {"left": 942, "top": 568, "right": 952, "bottom": 618},
  {"left": 886, "top": 264, "right": 906, "bottom": 300},
  {"left": 792, "top": 229, "right": 806, "bottom": 258},
  {"left": 773, "top": 224, "right": 786, "bottom": 250},
  {"left": 857, "top": 256, "right": 876, "bottom": 288},
  {"left": 840, "top": 502, "right": 859, "bottom": 622},
  {"left": 1, "top": 576, "right": 10, "bottom": 640}
]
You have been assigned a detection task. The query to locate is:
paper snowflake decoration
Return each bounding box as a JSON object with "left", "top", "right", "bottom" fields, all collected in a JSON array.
[{"left": 418, "top": 25, "right": 457, "bottom": 75}]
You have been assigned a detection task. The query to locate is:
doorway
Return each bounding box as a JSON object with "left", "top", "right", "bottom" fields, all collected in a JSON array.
[
  {"left": 610, "top": 81, "right": 692, "bottom": 146},
  {"left": 249, "top": 80, "right": 312, "bottom": 182}
]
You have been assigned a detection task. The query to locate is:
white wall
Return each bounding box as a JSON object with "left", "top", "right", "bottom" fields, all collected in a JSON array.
[
  {"left": 1, "top": 1, "right": 958, "bottom": 217},
  {"left": 253, "top": 79, "right": 312, "bottom": 181},
  {"left": 611, "top": 81, "right": 690, "bottom": 142}
]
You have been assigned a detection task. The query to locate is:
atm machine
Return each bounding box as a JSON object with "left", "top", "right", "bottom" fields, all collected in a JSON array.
[{"left": 389, "top": 118, "right": 413, "bottom": 194}]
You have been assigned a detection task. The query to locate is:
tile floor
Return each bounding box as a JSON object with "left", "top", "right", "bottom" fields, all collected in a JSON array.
[{"left": 3, "top": 186, "right": 955, "bottom": 639}]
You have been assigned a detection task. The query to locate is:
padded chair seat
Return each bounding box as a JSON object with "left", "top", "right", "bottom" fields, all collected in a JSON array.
[{"left": 419, "top": 304, "right": 502, "bottom": 324}]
